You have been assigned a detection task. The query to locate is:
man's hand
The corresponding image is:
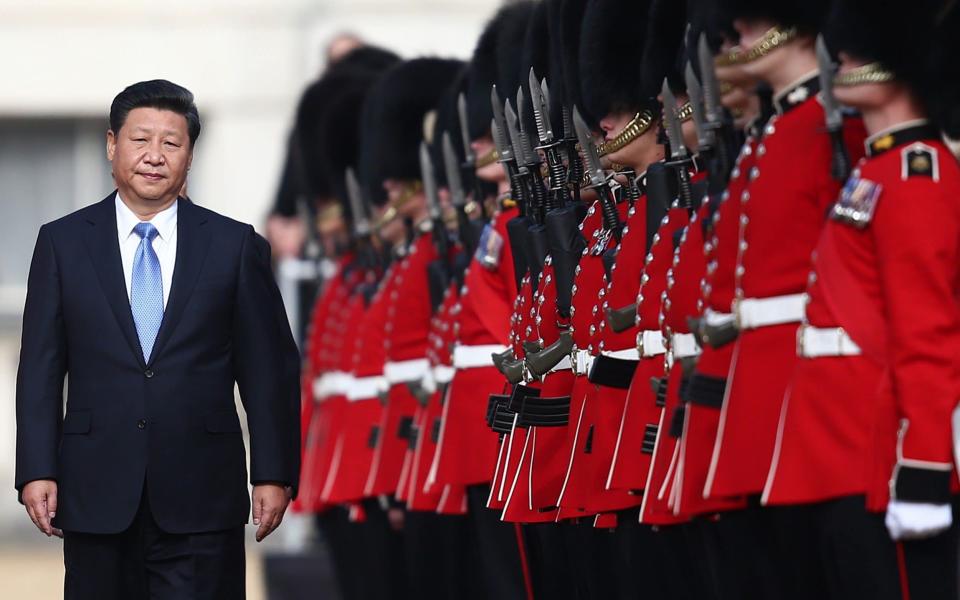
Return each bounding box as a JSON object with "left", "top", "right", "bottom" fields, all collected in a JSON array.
[
  {"left": 252, "top": 483, "right": 291, "bottom": 542},
  {"left": 22, "top": 480, "right": 62, "bottom": 538}
]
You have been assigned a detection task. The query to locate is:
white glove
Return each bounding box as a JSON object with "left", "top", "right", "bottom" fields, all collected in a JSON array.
[{"left": 885, "top": 500, "right": 953, "bottom": 540}]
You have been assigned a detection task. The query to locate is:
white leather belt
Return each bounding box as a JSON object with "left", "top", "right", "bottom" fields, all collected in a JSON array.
[
  {"left": 384, "top": 358, "right": 431, "bottom": 384},
  {"left": 797, "top": 325, "right": 862, "bottom": 358},
  {"left": 453, "top": 344, "right": 508, "bottom": 369},
  {"left": 573, "top": 349, "right": 595, "bottom": 376},
  {"left": 347, "top": 375, "right": 388, "bottom": 401},
  {"left": 736, "top": 294, "right": 806, "bottom": 330},
  {"left": 671, "top": 333, "right": 701, "bottom": 359},
  {"left": 636, "top": 330, "right": 667, "bottom": 357},
  {"left": 313, "top": 371, "right": 354, "bottom": 401},
  {"left": 704, "top": 309, "right": 735, "bottom": 326},
  {"left": 433, "top": 365, "right": 456, "bottom": 384},
  {"left": 602, "top": 348, "right": 640, "bottom": 361}
]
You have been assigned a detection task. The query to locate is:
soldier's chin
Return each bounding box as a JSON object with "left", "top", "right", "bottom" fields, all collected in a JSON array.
[{"left": 476, "top": 162, "right": 506, "bottom": 183}]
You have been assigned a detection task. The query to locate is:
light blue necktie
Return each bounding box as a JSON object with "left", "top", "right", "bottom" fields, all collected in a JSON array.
[{"left": 130, "top": 222, "right": 163, "bottom": 362}]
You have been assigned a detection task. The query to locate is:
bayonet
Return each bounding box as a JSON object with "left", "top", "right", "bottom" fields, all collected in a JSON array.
[
  {"left": 419, "top": 141, "right": 441, "bottom": 222},
  {"left": 346, "top": 167, "right": 371, "bottom": 238},
  {"left": 504, "top": 99, "right": 530, "bottom": 173},
  {"left": 442, "top": 132, "right": 467, "bottom": 210},
  {"left": 573, "top": 106, "right": 621, "bottom": 239},
  {"left": 816, "top": 35, "right": 843, "bottom": 131},
  {"left": 572, "top": 106, "right": 607, "bottom": 189},
  {"left": 816, "top": 34, "right": 851, "bottom": 181},
  {"left": 457, "top": 91, "right": 475, "bottom": 165},
  {"left": 529, "top": 67, "right": 555, "bottom": 145},
  {"left": 662, "top": 79, "right": 695, "bottom": 210},
  {"left": 699, "top": 33, "right": 722, "bottom": 126},
  {"left": 514, "top": 89, "right": 540, "bottom": 168},
  {"left": 491, "top": 86, "right": 515, "bottom": 165},
  {"left": 685, "top": 62, "right": 710, "bottom": 152},
  {"left": 662, "top": 80, "right": 688, "bottom": 160}
]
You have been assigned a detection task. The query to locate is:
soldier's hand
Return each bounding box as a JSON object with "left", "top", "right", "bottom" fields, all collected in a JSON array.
[
  {"left": 22, "top": 479, "right": 63, "bottom": 538},
  {"left": 252, "top": 483, "right": 291, "bottom": 542}
]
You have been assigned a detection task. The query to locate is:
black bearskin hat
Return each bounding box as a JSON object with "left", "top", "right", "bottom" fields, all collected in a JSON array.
[
  {"left": 329, "top": 45, "right": 400, "bottom": 77},
  {"left": 429, "top": 66, "right": 470, "bottom": 187},
  {"left": 825, "top": 0, "right": 960, "bottom": 137},
  {"left": 519, "top": 1, "right": 552, "bottom": 137},
  {"left": 316, "top": 77, "right": 379, "bottom": 220},
  {"left": 294, "top": 71, "right": 361, "bottom": 198},
  {"left": 359, "top": 58, "right": 465, "bottom": 205},
  {"left": 579, "top": 0, "right": 658, "bottom": 123},
  {"left": 642, "top": 0, "right": 689, "bottom": 95},
  {"left": 466, "top": 2, "right": 537, "bottom": 141},
  {"left": 717, "top": 0, "right": 829, "bottom": 34}
]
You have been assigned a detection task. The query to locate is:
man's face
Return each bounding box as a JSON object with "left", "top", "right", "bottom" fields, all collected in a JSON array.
[
  {"left": 834, "top": 52, "right": 895, "bottom": 110},
  {"left": 472, "top": 136, "right": 505, "bottom": 183},
  {"left": 731, "top": 19, "right": 784, "bottom": 81},
  {"left": 107, "top": 107, "right": 192, "bottom": 206},
  {"left": 383, "top": 179, "right": 427, "bottom": 221},
  {"left": 599, "top": 110, "right": 665, "bottom": 173}
]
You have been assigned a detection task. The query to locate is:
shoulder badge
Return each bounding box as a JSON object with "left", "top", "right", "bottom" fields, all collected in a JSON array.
[
  {"left": 901, "top": 142, "right": 940, "bottom": 181},
  {"left": 830, "top": 176, "right": 883, "bottom": 228},
  {"left": 474, "top": 223, "right": 504, "bottom": 270}
]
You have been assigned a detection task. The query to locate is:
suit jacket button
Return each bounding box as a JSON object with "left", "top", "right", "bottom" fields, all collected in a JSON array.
[
  {"left": 144, "top": 369, "right": 154, "bottom": 378},
  {"left": 137, "top": 419, "right": 147, "bottom": 430}
]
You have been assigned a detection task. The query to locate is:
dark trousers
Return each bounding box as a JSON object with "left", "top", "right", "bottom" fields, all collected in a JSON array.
[
  {"left": 466, "top": 485, "right": 530, "bottom": 599},
  {"left": 774, "top": 496, "right": 960, "bottom": 600},
  {"left": 63, "top": 490, "right": 244, "bottom": 600}
]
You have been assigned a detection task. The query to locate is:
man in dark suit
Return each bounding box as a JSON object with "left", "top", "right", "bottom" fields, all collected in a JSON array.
[{"left": 15, "top": 79, "right": 301, "bottom": 599}]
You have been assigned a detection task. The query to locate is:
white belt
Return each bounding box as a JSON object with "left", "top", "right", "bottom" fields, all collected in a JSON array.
[
  {"left": 573, "top": 349, "right": 595, "bottom": 376},
  {"left": 736, "top": 294, "right": 806, "bottom": 330},
  {"left": 313, "top": 371, "right": 353, "bottom": 401},
  {"left": 671, "top": 333, "right": 701, "bottom": 359},
  {"left": 704, "top": 309, "right": 735, "bottom": 326},
  {"left": 636, "top": 330, "right": 667, "bottom": 357},
  {"left": 797, "top": 325, "right": 862, "bottom": 358},
  {"left": 433, "top": 365, "right": 456, "bottom": 384},
  {"left": 347, "top": 375, "right": 388, "bottom": 401},
  {"left": 602, "top": 348, "right": 641, "bottom": 361},
  {"left": 384, "top": 358, "right": 431, "bottom": 384},
  {"left": 453, "top": 344, "right": 508, "bottom": 369}
]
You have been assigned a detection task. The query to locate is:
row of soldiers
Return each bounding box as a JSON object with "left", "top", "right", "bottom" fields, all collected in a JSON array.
[{"left": 285, "top": 0, "right": 960, "bottom": 598}]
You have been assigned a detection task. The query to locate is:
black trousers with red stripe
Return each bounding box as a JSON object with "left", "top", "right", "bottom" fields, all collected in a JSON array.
[{"left": 772, "top": 495, "right": 959, "bottom": 600}]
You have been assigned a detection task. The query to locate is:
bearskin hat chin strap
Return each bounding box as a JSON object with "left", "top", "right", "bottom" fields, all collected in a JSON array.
[
  {"left": 834, "top": 62, "right": 896, "bottom": 87},
  {"left": 716, "top": 26, "right": 799, "bottom": 67}
]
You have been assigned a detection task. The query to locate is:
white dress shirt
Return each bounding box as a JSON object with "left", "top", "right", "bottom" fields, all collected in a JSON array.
[{"left": 115, "top": 193, "right": 178, "bottom": 309}]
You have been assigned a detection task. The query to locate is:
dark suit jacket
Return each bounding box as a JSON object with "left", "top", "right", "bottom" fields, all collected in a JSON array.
[{"left": 15, "top": 193, "right": 301, "bottom": 535}]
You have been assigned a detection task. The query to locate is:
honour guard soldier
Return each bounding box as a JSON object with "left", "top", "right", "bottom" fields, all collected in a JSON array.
[
  {"left": 762, "top": 1, "right": 960, "bottom": 598},
  {"left": 357, "top": 57, "right": 471, "bottom": 599}
]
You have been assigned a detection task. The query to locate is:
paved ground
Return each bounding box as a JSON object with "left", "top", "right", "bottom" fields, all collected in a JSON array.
[{"left": 0, "top": 547, "right": 267, "bottom": 599}]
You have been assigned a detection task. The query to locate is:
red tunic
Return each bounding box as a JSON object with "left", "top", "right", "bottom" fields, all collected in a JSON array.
[
  {"left": 430, "top": 207, "right": 518, "bottom": 488},
  {"left": 320, "top": 266, "right": 395, "bottom": 505},
  {"left": 554, "top": 200, "right": 637, "bottom": 518},
  {"left": 607, "top": 206, "right": 688, "bottom": 493},
  {"left": 706, "top": 89, "right": 866, "bottom": 499},
  {"left": 365, "top": 233, "right": 438, "bottom": 497},
  {"left": 763, "top": 127, "right": 960, "bottom": 510}
]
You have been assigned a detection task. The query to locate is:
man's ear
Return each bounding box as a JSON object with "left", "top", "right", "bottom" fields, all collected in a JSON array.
[{"left": 106, "top": 130, "right": 116, "bottom": 161}]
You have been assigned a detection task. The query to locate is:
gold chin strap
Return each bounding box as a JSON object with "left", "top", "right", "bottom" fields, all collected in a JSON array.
[
  {"left": 476, "top": 148, "right": 499, "bottom": 168},
  {"left": 715, "top": 26, "right": 798, "bottom": 67},
  {"left": 373, "top": 180, "right": 422, "bottom": 230},
  {"left": 598, "top": 109, "right": 656, "bottom": 157},
  {"left": 833, "top": 62, "right": 895, "bottom": 87},
  {"left": 676, "top": 101, "right": 694, "bottom": 124}
]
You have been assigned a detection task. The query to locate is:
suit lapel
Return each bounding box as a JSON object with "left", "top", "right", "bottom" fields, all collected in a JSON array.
[
  {"left": 82, "top": 193, "right": 147, "bottom": 369},
  {"left": 148, "top": 198, "right": 211, "bottom": 366}
]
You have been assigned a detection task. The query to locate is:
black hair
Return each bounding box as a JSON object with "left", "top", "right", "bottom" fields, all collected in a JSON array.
[{"left": 109, "top": 79, "right": 201, "bottom": 146}]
